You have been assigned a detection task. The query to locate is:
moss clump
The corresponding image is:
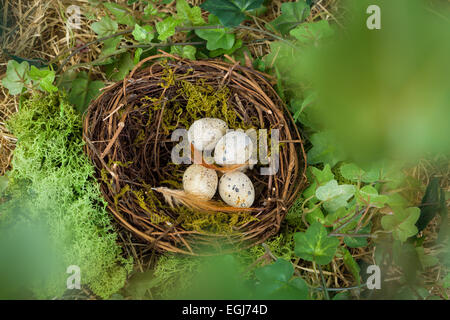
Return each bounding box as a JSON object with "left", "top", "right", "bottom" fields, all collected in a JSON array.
[
  {"left": 134, "top": 74, "right": 259, "bottom": 234},
  {"left": 1, "top": 92, "right": 132, "bottom": 299}
]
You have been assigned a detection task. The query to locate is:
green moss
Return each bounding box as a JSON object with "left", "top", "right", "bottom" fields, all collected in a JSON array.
[
  {"left": 1, "top": 92, "right": 132, "bottom": 299},
  {"left": 132, "top": 71, "right": 260, "bottom": 235}
]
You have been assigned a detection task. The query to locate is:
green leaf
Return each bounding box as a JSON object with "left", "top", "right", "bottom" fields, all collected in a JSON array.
[
  {"left": 156, "top": 17, "right": 181, "bottom": 41},
  {"left": 28, "top": 66, "right": 58, "bottom": 93},
  {"left": 254, "top": 259, "right": 308, "bottom": 300},
  {"left": 416, "top": 246, "right": 439, "bottom": 269},
  {"left": 356, "top": 185, "right": 388, "bottom": 208},
  {"left": 200, "top": 0, "right": 264, "bottom": 27},
  {"left": 324, "top": 206, "right": 354, "bottom": 227},
  {"left": 310, "top": 164, "right": 334, "bottom": 185},
  {"left": 443, "top": 273, "right": 450, "bottom": 289},
  {"left": 381, "top": 207, "right": 420, "bottom": 242},
  {"left": 305, "top": 207, "right": 325, "bottom": 225},
  {"left": 268, "top": 1, "right": 310, "bottom": 35},
  {"left": 307, "top": 131, "right": 345, "bottom": 167},
  {"left": 264, "top": 41, "right": 296, "bottom": 71},
  {"left": 343, "top": 222, "right": 372, "bottom": 248},
  {"left": 316, "top": 180, "right": 355, "bottom": 212},
  {"left": 294, "top": 221, "right": 340, "bottom": 265},
  {"left": 290, "top": 20, "right": 334, "bottom": 45},
  {"left": 255, "top": 258, "right": 293, "bottom": 284},
  {"left": 105, "top": 52, "right": 135, "bottom": 81},
  {"left": 195, "top": 15, "right": 235, "bottom": 50},
  {"left": 104, "top": 3, "right": 136, "bottom": 26},
  {"left": 416, "top": 177, "right": 441, "bottom": 232},
  {"left": 340, "top": 163, "right": 365, "bottom": 182},
  {"left": 170, "top": 45, "right": 197, "bottom": 60},
  {"left": 91, "top": 16, "right": 118, "bottom": 37},
  {"left": 132, "top": 24, "right": 154, "bottom": 43},
  {"left": 68, "top": 72, "right": 104, "bottom": 113},
  {"left": 340, "top": 247, "right": 361, "bottom": 285},
  {"left": 134, "top": 48, "right": 144, "bottom": 64},
  {"left": 2, "top": 60, "right": 30, "bottom": 95},
  {"left": 143, "top": 4, "right": 158, "bottom": 19},
  {"left": 176, "top": 0, "right": 205, "bottom": 26},
  {"left": 209, "top": 38, "right": 243, "bottom": 57},
  {"left": 98, "top": 36, "right": 124, "bottom": 61}
]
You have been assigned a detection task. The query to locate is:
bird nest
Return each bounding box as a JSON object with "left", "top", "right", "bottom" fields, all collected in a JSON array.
[{"left": 83, "top": 51, "right": 307, "bottom": 255}]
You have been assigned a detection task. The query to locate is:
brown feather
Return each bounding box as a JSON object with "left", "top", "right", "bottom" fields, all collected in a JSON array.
[{"left": 190, "top": 143, "right": 246, "bottom": 173}]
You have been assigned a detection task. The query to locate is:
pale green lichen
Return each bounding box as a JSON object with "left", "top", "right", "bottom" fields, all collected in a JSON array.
[{"left": 1, "top": 92, "right": 132, "bottom": 299}]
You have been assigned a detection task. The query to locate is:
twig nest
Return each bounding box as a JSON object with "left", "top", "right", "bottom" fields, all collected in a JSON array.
[
  {"left": 214, "top": 131, "right": 253, "bottom": 165},
  {"left": 219, "top": 171, "right": 255, "bottom": 208},
  {"left": 183, "top": 164, "right": 218, "bottom": 200},
  {"left": 188, "top": 118, "right": 228, "bottom": 151}
]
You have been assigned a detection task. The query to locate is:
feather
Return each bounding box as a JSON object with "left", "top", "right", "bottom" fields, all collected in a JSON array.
[
  {"left": 190, "top": 143, "right": 246, "bottom": 173},
  {"left": 152, "top": 187, "right": 260, "bottom": 213}
]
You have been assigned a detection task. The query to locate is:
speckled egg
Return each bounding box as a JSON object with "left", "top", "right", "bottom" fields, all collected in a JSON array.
[
  {"left": 218, "top": 171, "right": 255, "bottom": 208},
  {"left": 188, "top": 118, "right": 228, "bottom": 151},
  {"left": 214, "top": 131, "right": 253, "bottom": 165},
  {"left": 183, "top": 164, "right": 218, "bottom": 200}
]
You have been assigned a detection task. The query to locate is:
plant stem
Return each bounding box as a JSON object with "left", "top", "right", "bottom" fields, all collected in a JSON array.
[
  {"left": 176, "top": 25, "right": 296, "bottom": 48},
  {"left": 56, "top": 29, "right": 134, "bottom": 74},
  {"left": 316, "top": 262, "right": 330, "bottom": 300}
]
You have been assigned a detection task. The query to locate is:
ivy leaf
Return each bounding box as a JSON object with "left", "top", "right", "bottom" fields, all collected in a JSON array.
[
  {"left": 264, "top": 41, "right": 296, "bottom": 71},
  {"left": 132, "top": 24, "right": 154, "bottom": 43},
  {"left": 98, "top": 36, "right": 124, "bottom": 63},
  {"left": 416, "top": 246, "right": 439, "bottom": 269},
  {"left": 200, "top": 0, "right": 264, "bottom": 27},
  {"left": 91, "top": 16, "right": 118, "bottom": 37},
  {"left": 311, "top": 164, "right": 334, "bottom": 185},
  {"left": 316, "top": 180, "right": 355, "bottom": 212},
  {"left": 307, "top": 131, "right": 345, "bottom": 167},
  {"left": 356, "top": 185, "right": 388, "bottom": 208},
  {"left": 104, "top": 3, "right": 136, "bottom": 26},
  {"left": 294, "top": 221, "right": 340, "bottom": 265},
  {"left": 443, "top": 273, "right": 450, "bottom": 289},
  {"left": 340, "top": 163, "right": 365, "bottom": 182},
  {"left": 143, "top": 4, "right": 158, "bottom": 19},
  {"left": 254, "top": 259, "right": 308, "bottom": 300},
  {"left": 134, "top": 48, "right": 144, "bottom": 64},
  {"left": 176, "top": 0, "right": 205, "bottom": 26},
  {"left": 290, "top": 20, "right": 334, "bottom": 45},
  {"left": 324, "top": 206, "right": 353, "bottom": 227},
  {"left": 305, "top": 206, "right": 325, "bottom": 225},
  {"left": 2, "top": 60, "right": 30, "bottom": 95},
  {"left": 344, "top": 222, "right": 372, "bottom": 248},
  {"left": 170, "top": 45, "right": 197, "bottom": 60},
  {"left": 105, "top": 52, "right": 134, "bottom": 81},
  {"left": 416, "top": 177, "right": 441, "bottom": 233},
  {"left": 28, "top": 66, "right": 58, "bottom": 93},
  {"left": 209, "top": 38, "right": 243, "bottom": 57},
  {"left": 381, "top": 207, "right": 420, "bottom": 242},
  {"left": 268, "top": 1, "right": 310, "bottom": 35},
  {"left": 68, "top": 72, "right": 104, "bottom": 113},
  {"left": 156, "top": 17, "right": 181, "bottom": 41},
  {"left": 195, "top": 15, "right": 235, "bottom": 50}
]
